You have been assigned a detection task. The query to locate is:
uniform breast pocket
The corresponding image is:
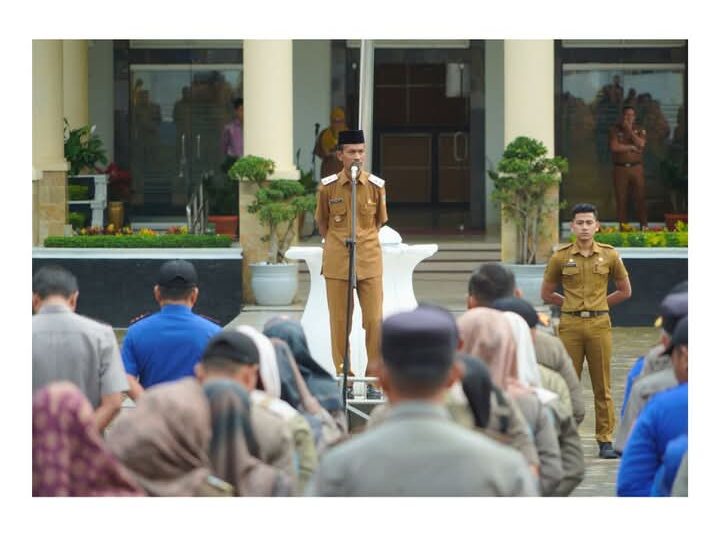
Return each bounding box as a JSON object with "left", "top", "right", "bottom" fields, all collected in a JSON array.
[
  {"left": 360, "top": 201, "right": 377, "bottom": 225},
  {"left": 561, "top": 265, "right": 581, "bottom": 290},
  {"left": 592, "top": 263, "right": 610, "bottom": 280},
  {"left": 329, "top": 203, "right": 347, "bottom": 229}
]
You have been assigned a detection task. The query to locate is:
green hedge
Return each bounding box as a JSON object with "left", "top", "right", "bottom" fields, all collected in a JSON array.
[
  {"left": 592, "top": 231, "right": 688, "bottom": 248},
  {"left": 44, "top": 234, "right": 233, "bottom": 248}
]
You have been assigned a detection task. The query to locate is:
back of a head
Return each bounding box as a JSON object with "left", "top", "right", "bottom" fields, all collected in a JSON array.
[
  {"left": 468, "top": 263, "right": 515, "bottom": 306},
  {"left": 381, "top": 304, "right": 458, "bottom": 395},
  {"left": 32, "top": 265, "right": 78, "bottom": 299},
  {"left": 156, "top": 259, "right": 198, "bottom": 301},
  {"left": 491, "top": 297, "right": 539, "bottom": 329},
  {"left": 658, "top": 292, "right": 688, "bottom": 336}
]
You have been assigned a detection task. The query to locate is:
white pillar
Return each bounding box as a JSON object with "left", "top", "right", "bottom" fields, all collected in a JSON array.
[
  {"left": 502, "top": 40, "right": 557, "bottom": 262},
  {"left": 33, "top": 40, "right": 66, "bottom": 173},
  {"left": 244, "top": 39, "right": 298, "bottom": 181},
  {"left": 62, "top": 40, "right": 89, "bottom": 130},
  {"left": 484, "top": 40, "right": 504, "bottom": 233}
]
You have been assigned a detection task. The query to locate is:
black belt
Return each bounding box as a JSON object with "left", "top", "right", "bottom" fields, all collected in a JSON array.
[
  {"left": 562, "top": 310, "right": 609, "bottom": 318},
  {"left": 614, "top": 162, "right": 641, "bottom": 167}
]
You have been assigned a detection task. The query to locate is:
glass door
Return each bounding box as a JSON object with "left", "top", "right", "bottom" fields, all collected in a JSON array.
[{"left": 129, "top": 64, "right": 242, "bottom": 216}]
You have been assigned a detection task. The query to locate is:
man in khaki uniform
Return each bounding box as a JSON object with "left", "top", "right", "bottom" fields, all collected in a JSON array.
[
  {"left": 609, "top": 105, "right": 648, "bottom": 229},
  {"left": 315, "top": 130, "right": 388, "bottom": 399},
  {"left": 541, "top": 203, "right": 632, "bottom": 459}
]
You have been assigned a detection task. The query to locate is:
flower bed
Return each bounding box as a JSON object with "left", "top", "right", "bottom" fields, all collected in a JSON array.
[{"left": 44, "top": 225, "right": 232, "bottom": 248}]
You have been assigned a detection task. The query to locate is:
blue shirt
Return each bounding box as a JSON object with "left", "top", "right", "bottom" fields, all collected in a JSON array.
[
  {"left": 621, "top": 356, "right": 645, "bottom": 417},
  {"left": 616, "top": 382, "right": 688, "bottom": 496},
  {"left": 121, "top": 304, "right": 221, "bottom": 389},
  {"left": 650, "top": 433, "right": 688, "bottom": 497}
]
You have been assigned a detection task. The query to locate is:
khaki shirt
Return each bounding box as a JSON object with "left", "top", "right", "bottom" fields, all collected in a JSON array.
[
  {"left": 609, "top": 123, "right": 646, "bottom": 165},
  {"left": 315, "top": 169, "right": 388, "bottom": 280},
  {"left": 543, "top": 241, "right": 629, "bottom": 312}
]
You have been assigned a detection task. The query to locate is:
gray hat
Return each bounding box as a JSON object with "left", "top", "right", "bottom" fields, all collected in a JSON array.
[
  {"left": 663, "top": 315, "right": 688, "bottom": 356},
  {"left": 657, "top": 292, "right": 688, "bottom": 334},
  {"left": 202, "top": 330, "right": 259, "bottom": 365},
  {"left": 157, "top": 259, "right": 198, "bottom": 289},
  {"left": 381, "top": 304, "right": 458, "bottom": 380}
]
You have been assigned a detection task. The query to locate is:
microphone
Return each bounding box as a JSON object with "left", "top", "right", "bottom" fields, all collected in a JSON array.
[{"left": 350, "top": 160, "right": 361, "bottom": 182}]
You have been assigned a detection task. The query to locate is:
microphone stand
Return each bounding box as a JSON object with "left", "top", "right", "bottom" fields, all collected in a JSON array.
[{"left": 342, "top": 162, "right": 359, "bottom": 410}]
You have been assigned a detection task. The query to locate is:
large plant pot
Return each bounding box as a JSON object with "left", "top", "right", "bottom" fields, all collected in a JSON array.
[
  {"left": 250, "top": 262, "right": 298, "bottom": 306},
  {"left": 208, "top": 215, "right": 238, "bottom": 239},
  {"left": 506, "top": 263, "right": 547, "bottom": 306},
  {"left": 664, "top": 213, "right": 688, "bottom": 231}
]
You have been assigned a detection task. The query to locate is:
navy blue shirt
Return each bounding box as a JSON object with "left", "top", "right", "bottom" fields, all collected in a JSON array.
[
  {"left": 121, "top": 304, "right": 221, "bottom": 389},
  {"left": 616, "top": 382, "right": 688, "bottom": 496}
]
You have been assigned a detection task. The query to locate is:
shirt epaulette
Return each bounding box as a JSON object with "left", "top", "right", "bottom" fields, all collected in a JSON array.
[
  {"left": 321, "top": 174, "right": 339, "bottom": 186},
  {"left": 198, "top": 313, "right": 221, "bottom": 326},
  {"left": 556, "top": 243, "right": 573, "bottom": 251},
  {"left": 597, "top": 242, "right": 616, "bottom": 249},
  {"left": 129, "top": 311, "right": 153, "bottom": 325},
  {"left": 368, "top": 174, "right": 385, "bottom": 188}
]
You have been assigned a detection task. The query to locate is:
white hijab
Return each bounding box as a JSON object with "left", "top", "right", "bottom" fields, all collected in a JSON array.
[
  {"left": 234, "top": 325, "right": 281, "bottom": 398},
  {"left": 501, "top": 311, "right": 557, "bottom": 404}
]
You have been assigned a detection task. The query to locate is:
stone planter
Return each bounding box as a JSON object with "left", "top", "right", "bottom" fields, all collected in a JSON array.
[
  {"left": 250, "top": 262, "right": 298, "bottom": 306},
  {"left": 32, "top": 247, "right": 243, "bottom": 328},
  {"left": 506, "top": 263, "right": 547, "bottom": 306}
]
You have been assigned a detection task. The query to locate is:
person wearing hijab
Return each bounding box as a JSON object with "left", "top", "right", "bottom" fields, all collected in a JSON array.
[
  {"left": 106, "top": 378, "right": 233, "bottom": 496},
  {"left": 203, "top": 378, "right": 293, "bottom": 496},
  {"left": 314, "top": 106, "right": 348, "bottom": 178},
  {"left": 195, "top": 329, "right": 298, "bottom": 490},
  {"left": 457, "top": 307, "right": 564, "bottom": 496},
  {"left": 262, "top": 317, "right": 344, "bottom": 419},
  {"left": 492, "top": 297, "right": 585, "bottom": 496},
  {"left": 33, "top": 382, "right": 144, "bottom": 497}
]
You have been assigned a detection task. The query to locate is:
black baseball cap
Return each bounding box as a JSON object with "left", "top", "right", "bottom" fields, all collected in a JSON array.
[
  {"left": 338, "top": 130, "right": 365, "bottom": 145},
  {"left": 491, "top": 297, "right": 540, "bottom": 328},
  {"left": 201, "top": 330, "right": 259, "bottom": 365},
  {"left": 156, "top": 259, "right": 198, "bottom": 289},
  {"left": 655, "top": 292, "right": 688, "bottom": 334},
  {"left": 381, "top": 304, "right": 458, "bottom": 380},
  {"left": 663, "top": 315, "right": 688, "bottom": 356}
]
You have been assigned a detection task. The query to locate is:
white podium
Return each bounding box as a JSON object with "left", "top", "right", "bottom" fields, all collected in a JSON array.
[{"left": 285, "top": 227, "right": 438, "bottom": 377}]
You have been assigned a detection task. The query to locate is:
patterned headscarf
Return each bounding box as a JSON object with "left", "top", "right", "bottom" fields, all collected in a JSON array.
[
  {"left": 32, "top": 382, "right": 143, "bottom": 497},
  {"left": 203, "top": 378, "right": 292, "bottom": 497},
  {"left": 106, "top": 378, "right": 216, "bottom": 496}
]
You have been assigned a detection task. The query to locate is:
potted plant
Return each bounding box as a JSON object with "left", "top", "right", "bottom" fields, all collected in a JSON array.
[
  {"left": 64, "top": 120, "right": 108, "bottom": 176},
  {"left": 204, "top": 170, "right": 240, "bottom": 239},
  {"left": 229, "top": 155, "right": 316, "bottom": 305},
  {"left": 488, "top": 136, "right": 568, "bottom": 304}
]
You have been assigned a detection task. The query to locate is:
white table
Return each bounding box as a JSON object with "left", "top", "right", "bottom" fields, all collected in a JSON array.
[{"left": 285, "top": 227, "right": 437, "bottom": 377}]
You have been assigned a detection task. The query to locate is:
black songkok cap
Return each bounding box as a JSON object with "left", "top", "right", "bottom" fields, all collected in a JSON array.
[
  {"left": 156, "top": 259, "right": 198, "bottom": 289},
  {"left": 202, "top": 330, "right": 260, "bottom": 365},
  {"left": 338, "top": 130, "right": 365, "bottom": 145},
  {"left": 491, "top": 296, "right": 540, "bottom": 329},
  {"left": 381, "top": 304, "right": 458, "bottom": 380}
]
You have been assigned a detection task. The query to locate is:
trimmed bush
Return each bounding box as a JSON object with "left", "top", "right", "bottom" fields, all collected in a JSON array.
[{"left": 44, "top": 234, "right": 233, "bottom": 248}]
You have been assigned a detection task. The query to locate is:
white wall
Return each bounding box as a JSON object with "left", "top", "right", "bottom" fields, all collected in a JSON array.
[
  {"left": 88, "top": 40, "right": 114, "bottom": 162},
  {"left": 484, "top": 40, "right": 504, "bottom": 231},
  {"left": 293, "top": 40, "right": 331, "bottom": 180}
]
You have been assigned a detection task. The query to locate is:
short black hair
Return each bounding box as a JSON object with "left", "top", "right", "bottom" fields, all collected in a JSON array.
[
  {"left": 233, "top": 97, "right": 243, "bottom": 109},
  {"left": 32, "top": 265, "right": 78, "bottom": 299},
  {"left": 201, "top": 357, "right": 246, "bottom": 375},
  {"left": 157, "top": 285, "right": 195, "bottom": 301},
  {"left": 571, "top": 203, "right": 599, "bottom": 220},
  {"left": 468, "top": 263, "right": 516, "bottom": 306}
]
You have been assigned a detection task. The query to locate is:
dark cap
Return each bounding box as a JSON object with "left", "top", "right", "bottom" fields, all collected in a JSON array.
[
  {"left": 656, "top": 292, "right": 688, "bottom": 334},
  {"left": 663, "top": 315, "right": 688, "bottom": 356},
  {"left": 381, "top": 304, "right": 458, "bottom": 379},
  {"left": 491, "top": 297, "right": 539, "bottom": 328},
  {"left": 202, "top": 330, "right": 259, "bottom": 365},
  {"left": 156, "top": 259, "right": 198, "bottom": 289},
  {"left": 338, "top": 130, "right": 365, "bottom": 145}
]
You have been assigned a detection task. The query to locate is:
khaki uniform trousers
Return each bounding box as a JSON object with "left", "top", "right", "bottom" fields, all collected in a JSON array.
[
  {"left": 325, "top": 276, "right": 383, "bottom": 377},
  {"left": 558, "top": 314, "right": 615, "bottom": 443},
  {"left": 613, "top": 164, "right": 647, "bottom": 227}
]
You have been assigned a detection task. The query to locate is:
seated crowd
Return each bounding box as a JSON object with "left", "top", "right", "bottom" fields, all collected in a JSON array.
[{"left": 31, "top": 261, "right": 687, "bottom": 497}]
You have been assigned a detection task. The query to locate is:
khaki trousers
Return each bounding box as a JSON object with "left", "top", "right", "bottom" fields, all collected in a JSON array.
[
  {"left": 558, "top": 314, "right": 615, "bottom": 443},
  {"left": 325, "top": 276, "right": 383, "bottom": 376},
  {"left": 613, "top": 164, "right": 647, "bottom": 227}
]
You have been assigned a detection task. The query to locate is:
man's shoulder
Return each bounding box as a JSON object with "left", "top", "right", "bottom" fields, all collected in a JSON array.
[
  {"left": 367, "top": 174, "right": 385, "bottom": 188},
  {"left": 192, "top": 312, "right": 222, "bottom": 327},
  {"left": 320, "top": 174, "right": 339, "bottom": 186},
  {"left": 596, "top": 242, "right": 617, "bottom": 251}
]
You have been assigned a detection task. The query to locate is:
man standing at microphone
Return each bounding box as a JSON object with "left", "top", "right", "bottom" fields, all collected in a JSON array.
[{"left": 315, "top": 130, "right": 388, "bottom": 399}]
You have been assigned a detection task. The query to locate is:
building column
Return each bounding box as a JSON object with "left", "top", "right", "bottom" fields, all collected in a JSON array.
[
  {"left": 63, "top": 40, "right": 89, "bottom": 129},
  {"left": 33, "top": 40, "right": 68, "bottom": 246},
  {"left": 502, "top": 40, "right": 557, "bottom": 263},
  {"left": 241, "top": 39, "right": 299, "bottom": 303}
]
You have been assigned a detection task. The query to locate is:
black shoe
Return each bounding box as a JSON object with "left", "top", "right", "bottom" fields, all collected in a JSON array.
[
  {"left": 366, "top": 385, "right": 383, "bottom": 400},
  {"left": 598, "top": 442, "right": 619, "bottom": 459}
]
